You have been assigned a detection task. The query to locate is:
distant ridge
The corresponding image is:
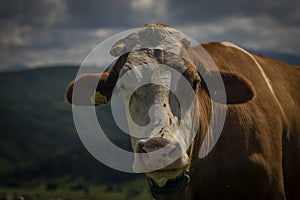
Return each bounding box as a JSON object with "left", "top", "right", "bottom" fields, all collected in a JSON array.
[
  {"left": 0, "top": 66, "right": 135, "bottom": 186},
  {"left": 250, "top": 50, "right": 300, "bottom": 66},
  {"left": 1, "top": 63, "right": 29, "bottom": 72},
  {"left": 1, "top": 51, "right": 299, "bottom": 73}
]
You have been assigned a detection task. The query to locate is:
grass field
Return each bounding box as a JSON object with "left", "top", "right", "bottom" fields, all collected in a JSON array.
[{"left": 0, "top": 178, "right": 153, "bottom": 200}]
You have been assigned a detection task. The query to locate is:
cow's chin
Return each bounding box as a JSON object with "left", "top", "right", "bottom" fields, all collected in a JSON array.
[
  {"left": 146, "top": 167, "right": 185, "bottom": 187},
  {"left": 145, "top": 156, "right": 189, "bottom": 187}
]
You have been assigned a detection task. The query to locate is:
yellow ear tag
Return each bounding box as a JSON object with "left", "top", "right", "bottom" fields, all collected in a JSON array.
[{"left": 90, "top": 90, "right": 108, "bottom": 105}]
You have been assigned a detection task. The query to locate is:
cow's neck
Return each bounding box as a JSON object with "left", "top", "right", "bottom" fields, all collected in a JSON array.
[{"left": 193, "top": 84, "right": 212, "bottom": 158}]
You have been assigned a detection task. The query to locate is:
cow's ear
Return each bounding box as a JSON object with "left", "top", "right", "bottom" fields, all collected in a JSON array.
[
  {"left": 110, "top": 32, "right": 138, "bottom": 57},
  {"left": 203, "top": 72, "right": 254, "bottom": 104},
  {"left": 65, "top": 72, "right": 118, "bottom": 106}
]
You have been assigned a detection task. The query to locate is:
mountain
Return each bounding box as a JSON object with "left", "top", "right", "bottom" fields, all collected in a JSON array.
[
  {"left": 250, "top": 50, "right": 300, "bottom": 66},
  {"left": 1, "top": 50, "right": 299, "bottom": 73},
  {"left": 0, "top": 66, "right": 138, "bottom": 188},
  {"left": 0, "top": 63, "right": 29, "bottom": 72}
]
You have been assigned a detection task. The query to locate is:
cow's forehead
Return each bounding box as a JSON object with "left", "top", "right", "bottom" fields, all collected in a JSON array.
[
  {"left": 121, "top": 49, "right": 187, "bottom": 74},
  {"left": 110, "top": 24, "right": 190, "bottom": 57}
]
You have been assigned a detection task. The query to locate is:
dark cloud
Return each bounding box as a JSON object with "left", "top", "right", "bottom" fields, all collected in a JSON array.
[
  {"left": 168, "top": 0, "right": 300, "bottom": 27},
  {"left": 0, "top": 0, "right": 66, "bottom": 27},
  {"left": 62, "top": 0, "right": 172, "bottom": 28},
  {"left": 63, "top": 0, "right": 133, "bottom": 28},
  {"left": 0, "top": 0, "right": 299, "bottom": 69}
]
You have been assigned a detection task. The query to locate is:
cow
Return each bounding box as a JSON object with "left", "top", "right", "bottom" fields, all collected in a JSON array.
[{"left": 65, "top": 23, "right": 300, "bottom": 199}]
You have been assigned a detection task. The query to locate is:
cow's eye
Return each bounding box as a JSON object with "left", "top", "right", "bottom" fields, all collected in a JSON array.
[{"left": 132, "top": 91, "right": 141, "bottom": 99}]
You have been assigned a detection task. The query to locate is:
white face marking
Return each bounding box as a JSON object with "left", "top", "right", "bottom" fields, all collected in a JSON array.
[
  {"left": 108, "top": 25, "right": 198, "bottom": 186},
  {"left": 114, "top": 51, "right": 198, "bottom": 175},
  {"left": 110, "top": 26, "right": 190, "bottom": 57}
]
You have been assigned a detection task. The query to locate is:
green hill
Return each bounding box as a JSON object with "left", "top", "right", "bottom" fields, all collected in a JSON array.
[{"left": 0, "top": 67, "right": 150, "bottom": 199}]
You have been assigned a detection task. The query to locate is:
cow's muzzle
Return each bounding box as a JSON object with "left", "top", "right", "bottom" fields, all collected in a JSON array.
[{"left": 133, "top": 137, "right": 188, "bottom": 173}]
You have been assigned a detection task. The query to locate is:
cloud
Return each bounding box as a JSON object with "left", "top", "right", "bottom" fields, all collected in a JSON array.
[
  {"left": 129, "top": 0, "right": 169, "bottom": 23},
  {"left": 0, "top": 0, "right": 299, "bottom": 69},
  {"left": 0, "top": 27, "right": 123, "bottom": 67},
  {"left": 0, "top": 0, "right": 66, "bottom": 27},
  {"left": 62, "top": 0, "right": 134, "bottom": 28},
  {"left": 179, "top": 15, "right": 300, "bottom": 54},
  {"left": 167, "top": 0, "right": 300, "bottom": 27}
]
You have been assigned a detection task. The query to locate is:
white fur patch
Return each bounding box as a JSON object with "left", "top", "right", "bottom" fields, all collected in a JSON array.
[
  {"left": 221, "top": 41, "right": 275, "bottom": 96},
  {"left": 221, "top": 41, "right": 290, "bottom": 140},
  {"left": 110, "top": 26, "right": 189, "bottom": 57},
  {"left": 114, "top": 63, "right": 198, "bottom": 174}
]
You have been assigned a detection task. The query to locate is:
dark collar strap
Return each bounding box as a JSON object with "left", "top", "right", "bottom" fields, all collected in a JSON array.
[{"left": 149, "top": 172, "right": 190, "bottom": 196}]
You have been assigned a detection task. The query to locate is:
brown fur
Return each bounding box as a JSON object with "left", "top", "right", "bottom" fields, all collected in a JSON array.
[{"left": 167, "top": 42, "right": 300, "bottom": 200}]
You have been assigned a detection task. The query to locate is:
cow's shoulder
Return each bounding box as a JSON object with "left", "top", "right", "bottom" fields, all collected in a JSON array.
[
  {"left": 195, "top": 41, "right": 300, "bottom": 143},
  {"left": 253, "top": 52, "right": 300, "bottom": 137},
  {"left": 194, "top": 42, "right": 262, "bottom": 73}
]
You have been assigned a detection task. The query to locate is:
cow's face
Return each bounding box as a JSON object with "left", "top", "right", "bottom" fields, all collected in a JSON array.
[
  {"left": 115, "top": 49, "right": 200, "bottom": 187},
  {"left": 65, "top": 49, "right": 201, "bottom": 187}
]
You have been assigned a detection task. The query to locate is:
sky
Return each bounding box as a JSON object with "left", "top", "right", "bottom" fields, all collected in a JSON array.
[{"left": 0, "top": 0, "right": 299, "bottom": 70}]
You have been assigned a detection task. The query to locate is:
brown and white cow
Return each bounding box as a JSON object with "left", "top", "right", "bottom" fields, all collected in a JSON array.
[{"left": 65, "top": 24, "right": 300, "bottom": 199}]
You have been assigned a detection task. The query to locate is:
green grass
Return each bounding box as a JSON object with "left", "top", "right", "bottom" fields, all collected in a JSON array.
[{"left": 0, "top": 178, "right": 153, "bottom": 200}]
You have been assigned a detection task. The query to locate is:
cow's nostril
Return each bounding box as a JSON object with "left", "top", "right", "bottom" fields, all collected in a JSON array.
[
  {"left": 134, "top": 138, "right": 184, "bottom": 171},
  {"left": 136, "top": 137, "right": 170, "bottom": 153},
  {"left": 136, "top": 138, "right": 182, "bottom": 160},
  {"left": 136, "top": 141, "right": 146, "bottom": 153}
]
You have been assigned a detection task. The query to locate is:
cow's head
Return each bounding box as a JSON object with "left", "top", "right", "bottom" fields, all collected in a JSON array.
[{"left": 65, "top": 24, "right": 254, "bottom": 189}]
